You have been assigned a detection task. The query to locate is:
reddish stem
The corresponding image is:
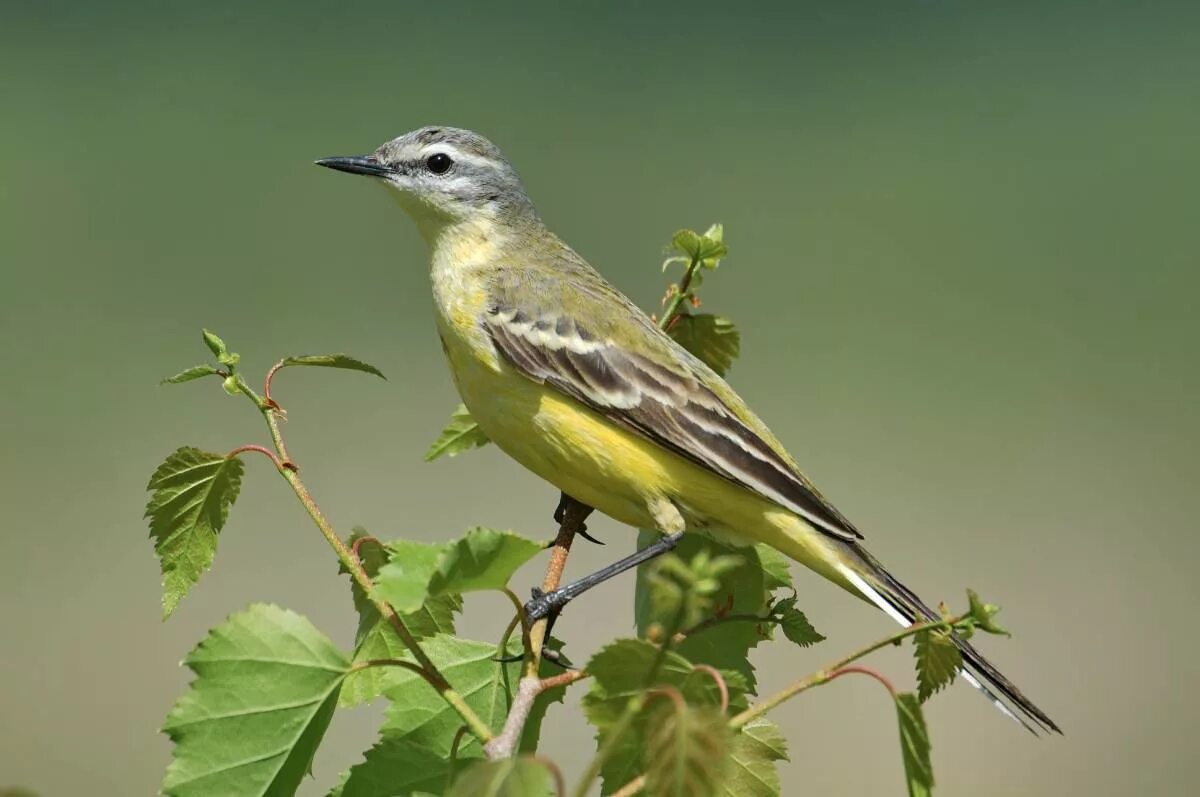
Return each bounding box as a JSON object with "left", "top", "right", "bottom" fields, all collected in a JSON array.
[
  {"left": 262, "top": 359, "right": 286, "bottom": 409},
  {"left": 826, "top": 664, "right": 897, "bottom": 697},
  {"left": 540, "top": 669, "right": 589, "bottom": 691},
  {"left": 226, "top": 444, "right": 286, "bottom": 471},
  {"left": 692, "top": 664, "right": 729, "bottom": 712},
  {"left": 351, "top": 535, "right": 382, "bottom": 565}
]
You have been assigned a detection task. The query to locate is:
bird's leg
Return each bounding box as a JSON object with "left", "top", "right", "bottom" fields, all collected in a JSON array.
[{"left": 524, "top": 531, "right": 685, "bottom": 623}]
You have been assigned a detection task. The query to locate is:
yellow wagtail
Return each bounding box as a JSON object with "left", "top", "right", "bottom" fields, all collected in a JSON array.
[{"left": 316, "top": 126, "right": 1058, "bottom": 734}]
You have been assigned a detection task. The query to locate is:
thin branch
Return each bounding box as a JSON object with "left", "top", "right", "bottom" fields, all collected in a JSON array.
[
  {"left": 495, "top": 613, "right": 522, "bottom": 662},
  {"left": 540, "top": 669, "right": 589, "bottom": 691},
  {"left": 527, "top": 496, "right": 592, "bottom": 672},
  {"left": 483, "top": 668, "right": 592, "bottom": 760},
  {"left": 678, "top": 611, "right": 773, "bottom": 640},
  {"left": 226, "top": 444, "right": 287, "bottom": 471},
  {"left": 350, "top": 534, "right": 381, "bottom": 564},
  {"left": 444, "top": 725, "right": 470, "bottom": 794},
  {"left": 231, "top": 373, "right": 494, "bottom": 745},
  {"left": 262, "top": 358, "right": 286, "bottom": 408},
  {"left": 825, "top": 664, "right": 896, "bottom": 697},
  {"left": 499, "top": 587, "right": 535, "bottom": 667},
  {"left": 729, "top": 613, "right": 965, "bottom": 730},
  {"left": 659, "top": 252, "right": 702, "bottom": 331},
  {"left": 483, "top": 676, "right": 542, "bottom": 759}
]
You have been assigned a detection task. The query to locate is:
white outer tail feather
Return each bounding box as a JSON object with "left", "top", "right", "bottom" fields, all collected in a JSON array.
[{"left": 835, "top": 562, "right": 1026, "bottom": 728}]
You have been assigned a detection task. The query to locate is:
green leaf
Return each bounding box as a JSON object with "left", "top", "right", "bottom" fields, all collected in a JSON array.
[
  {"left": 775, "top": 597, "right": 825, "bottom": 648},
  {"left": 671, "top": 229, "right": 703, "bottom": 258},
  {"left": 372, "top": 528, "right": 543, "bottom": 617},
  {"left": 662, "top": 254, "right": 690, "bottom": 272},
  {"left": 583, "top": 639, "right": 743, "bottom": 794},
  {"left": 671, "top": 226, "right": 727, "bottom": 267},
  {"left": 279, "top": 354, "right": 386, "bottom": 380},
  {"left": 644, "top": 550, "right": 743, "bottom": 635},
  {"left": 427, "top": 527, "right": 544, "bottom": 596},
  {"left": 635, "top": 532, "right": 788, "bottom": 691},
  {"left": 895, "top": 692, "right": 935, "bottom": 797},
  {"left": 145, "top": 447, "right": 244, "bottom": 618},
  {"left": 202, "top": 329, "right": 227, "bottom": 357},
  {"left": 341, "top": 530, "right": 391, "bottom": 643},
  {"left": 697, "top": 223, "right": 727, "bottom": 269},
  {"left": 161, "top": 604, "right": 349, "bottom": 797},
  {"left": 161, "top": 365, "right": 220, "bottom": 385},
  {"left": 966, "top": 589, "right": 1010, "bottom": 636},
  {"left": 668, "top": 314, "right": 741, "bottom": 375},
  {"left": 338, "top": 636, "right": 526, "bottom": 796},
  {"left": 914, "top": 629, "right": 960, "bottom": 702},
  {"left": 372, "top": 539, "right": 449, "bottom": 614},
  {"left": 425, "top": 403, "right": 492, "bottom": 461},
  {"left": 340, "top": 595, "right": 460, "bottom": 708},
  {"left": 644, "top": 701, "right": 730, "bottom": 797},
  {"left": 446, "top": 758, "right": 555, "bottom": 797},
  {"left": 722, "top": 718, "right": 789, "bottom": 797},
  {"left": 756, "top": 545, "right": 792, "bottom": 591},
  {"left": 339, "top": 530, "right": 460, "bottom": 707}
]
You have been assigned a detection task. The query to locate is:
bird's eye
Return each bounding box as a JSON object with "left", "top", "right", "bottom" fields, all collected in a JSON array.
[{"left": 426, "top": 153, "right": 453, "bottom": 175}]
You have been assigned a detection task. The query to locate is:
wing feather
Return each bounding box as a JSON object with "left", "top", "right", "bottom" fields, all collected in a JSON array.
[{"left": 484, "top": 293, "right": 863, "bottom": 542}]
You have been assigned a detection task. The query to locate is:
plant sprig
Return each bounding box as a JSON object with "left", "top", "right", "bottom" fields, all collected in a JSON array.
[{"left": 146, "top": 224, "right": 1032, "bottom": 797}]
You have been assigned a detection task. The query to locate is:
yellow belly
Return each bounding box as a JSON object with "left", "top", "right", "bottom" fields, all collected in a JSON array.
[{"left": 441, "top": 333, "right": 850, "bottom": 589}]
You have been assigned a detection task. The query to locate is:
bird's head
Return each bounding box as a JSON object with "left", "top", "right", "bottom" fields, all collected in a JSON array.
[{"left": 316, "top": 126, "right": 535, "bottom": 236}]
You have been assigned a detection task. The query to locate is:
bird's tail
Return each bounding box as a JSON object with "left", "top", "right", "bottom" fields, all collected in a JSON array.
[{"left": 834, "top": 545, "right": 1061, "bottom": 735}]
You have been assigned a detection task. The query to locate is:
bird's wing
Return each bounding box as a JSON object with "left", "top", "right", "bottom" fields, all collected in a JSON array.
[{"left": 483, "top": 260, "right": 863, "bottom": 542}]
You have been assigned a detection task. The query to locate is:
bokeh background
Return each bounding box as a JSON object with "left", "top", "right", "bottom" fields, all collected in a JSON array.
[{"left": 3, "top": 1, "right": 1198, "bottom": 794}]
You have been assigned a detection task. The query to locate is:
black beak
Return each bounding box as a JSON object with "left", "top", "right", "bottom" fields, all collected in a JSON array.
[{"left": 314, "top": 155, "right": 392, "bottom": 177}]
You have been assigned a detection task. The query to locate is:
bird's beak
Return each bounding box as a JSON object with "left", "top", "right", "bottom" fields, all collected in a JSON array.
[{"left": 314, "top": 155, "right": 392, "bottom": 177}]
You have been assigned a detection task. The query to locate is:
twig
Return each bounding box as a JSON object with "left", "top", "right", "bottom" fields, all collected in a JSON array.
[
  {"left": 483, "top": 668, "right": 591, "bottom": 760},
  {"left": 527, "top": 496, "right": 592, "bottom": 671},
  {"left": 659, "top": 249, "right": 704, "bottom": 331},
  {"left": 499, "top": 588, "right": 535, "bottom": 667},
  {"left": 231, "top": 373, "right": 494, "bottom": 745},
  {"left": 677, "top": 611, "right": 773, "bottom": 641},
  {"left": 226, "top": 444, "right": 288, "bottom": 471},
  {"left": 262, "top": 358, "right": 287, "bottom": 408},
  {"left": 540, "top": 669, "right": 589, "bottom": 691},
  {"left": 483, "top": 676, "right": 543, "bottom": 759},
  {"left": 729, "top": 613, "right": 965, "bottom": 730},
  {"left": 444, "top": 726, "right": 470, "bottom": 794},
  {"left": 825, "top": 664, "right": 896, "bottom": 696},
  {"left": 350, "top": 534, "right": 381, "bottom": 564}
]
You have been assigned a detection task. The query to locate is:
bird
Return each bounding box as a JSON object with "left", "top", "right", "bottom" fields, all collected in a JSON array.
[{"left": 315, "top": 125, "right": 1059, "bottom": 734}]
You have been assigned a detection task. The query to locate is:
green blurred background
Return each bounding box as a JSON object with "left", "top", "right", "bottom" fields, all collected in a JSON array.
[{"left": 2, "top": 1, "right": 1197, "bottom": 794}]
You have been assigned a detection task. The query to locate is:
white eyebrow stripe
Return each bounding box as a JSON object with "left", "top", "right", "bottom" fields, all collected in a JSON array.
[{"left": 424, "top": 145, "right": 499, "bottom": 170}]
